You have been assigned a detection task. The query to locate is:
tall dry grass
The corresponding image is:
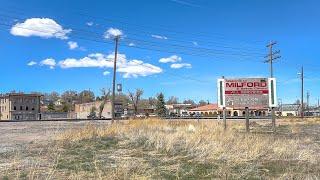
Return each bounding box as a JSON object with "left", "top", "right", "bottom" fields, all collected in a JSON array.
[
  {"left": 56, "top": 119, "right": 319, "bottom": 179},
  {"left": 2, "top": 119, "right": 319, "bottom": 179}
]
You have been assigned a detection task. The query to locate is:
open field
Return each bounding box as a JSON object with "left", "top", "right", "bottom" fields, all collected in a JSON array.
[{"left": 0, "top": 118, "right": 320, "bottom": 179}]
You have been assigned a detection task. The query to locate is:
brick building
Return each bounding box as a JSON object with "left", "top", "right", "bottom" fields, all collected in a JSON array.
[{"left": 0, "top": 93, "right": 41, "bottom": 120}]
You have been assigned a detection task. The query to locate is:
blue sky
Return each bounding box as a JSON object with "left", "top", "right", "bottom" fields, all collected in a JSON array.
[{"left": 0, "top": 0, "right": 320, "bottom": 104}]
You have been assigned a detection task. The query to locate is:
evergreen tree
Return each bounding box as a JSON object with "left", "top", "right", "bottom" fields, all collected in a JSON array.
[
  {"left": 156, "top": 93, "right": 166, "bottom": 117},
  {"left": 62, "top": 103, "right": 70, "bottom": 112},
  {"left": 47, "top": 102, "right": 55, "bottom": 111}
]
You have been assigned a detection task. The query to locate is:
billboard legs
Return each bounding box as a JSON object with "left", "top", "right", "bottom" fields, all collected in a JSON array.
[
  {"left": 245, "top": 107, "right": 250, "bottom": 132},
  {"left": 271, "top": 107, "right": 276, "bottom": 132},
  {"left": 223, "top": 107, "right": 226, "bottom": 130}
]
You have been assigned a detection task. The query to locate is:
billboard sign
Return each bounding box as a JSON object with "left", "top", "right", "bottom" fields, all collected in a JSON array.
[{"left": 217, "top": 78, "right": 277, "bottom": 108}]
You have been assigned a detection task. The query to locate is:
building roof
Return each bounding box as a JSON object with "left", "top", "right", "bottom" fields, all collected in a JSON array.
[
  {"left": 189, "top": 104, "right": 218, "bottom": 111},
  {"left": 0, "top": 93, "right": 42, "bottom": 98},
  {"left": 279, "top": 104, "right": 300, "bottom": 111},
  {"left": 189, "top": 104, "right": 269, "bottom": 111}
]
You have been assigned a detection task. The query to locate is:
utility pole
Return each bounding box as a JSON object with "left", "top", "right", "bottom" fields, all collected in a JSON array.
[
  {"left": 298, "top": 66, "right": 304, "bottom": 118},
  {"left": 264, "top": 41, "right": 280, "bottom": 132},
  {"left": 111, "top": 36, "right": 120, "bottom": 123},
  {"left": 265, "top": 41, "right": 281, "bottom": 78},
  {"left": 307, "top": 91, "right": 310, "bottom": 116}
]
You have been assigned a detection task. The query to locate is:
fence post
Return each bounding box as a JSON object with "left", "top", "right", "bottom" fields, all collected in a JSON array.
[
  {"left": 223, "top": 107, "right": 227, "bottom": 130},
  {"left": 245, "top": 107, "right": 250, "bottom": 132},
  {"left": 271, "top": 107, "right": 276, "bottom": 132}
]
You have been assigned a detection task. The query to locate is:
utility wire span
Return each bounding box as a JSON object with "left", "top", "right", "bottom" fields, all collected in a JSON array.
[
  {"left": 0, "top": 7, "right": 266, "bottom": 50},
  {"left": 0, "top": 21, "right": 211, "bottom": 83},
  {"left": 0, "top": 21, "right": 264, "bottom": 62},
  {"left": 0, "top": 4, "right": 267, "bottom": 44},
  {"left": 0, "top": 13, "right": 265, "bottom": 56}
]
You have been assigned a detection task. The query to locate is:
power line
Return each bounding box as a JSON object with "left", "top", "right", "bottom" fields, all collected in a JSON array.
[
  {"left": 0, "top": 6, "right": 266, "bottom": 50},
  {"left": 0, "top": 22, "right": 212, "bottom": 83},
  {"left": 0, "top": 12, "right": 266, "bottom": 57},
  {"left": 0, "top": 4, "right": 267, "bottom": 44},
  {"left": 0, "top": 21, "right": 264, "bottom": 62}
]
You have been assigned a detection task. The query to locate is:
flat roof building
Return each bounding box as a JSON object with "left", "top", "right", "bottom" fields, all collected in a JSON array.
[
  {"left": 74, "top": 100, "right": 123, "bottom": 119},
  {"left": 0, "top": 93, "right": 41, "bottom": 120}
]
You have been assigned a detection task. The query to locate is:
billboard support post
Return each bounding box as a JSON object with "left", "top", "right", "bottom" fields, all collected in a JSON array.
[
  {"left": 268, "top": 78, "right": 277, "bottom": 132},
  {"left": 245, "top": 107, "right": 250, "bottom": 132},
  {"left": 271, "top": 107, "right": 276, "bottom": 132},
  {"left": 223, "top": 107, "right": 226, "bottom": 130}
]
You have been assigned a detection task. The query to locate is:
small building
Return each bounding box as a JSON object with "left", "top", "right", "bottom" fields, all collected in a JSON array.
[
  {"left": 74, "top": 100, "right": 123, "bottom": 119},
  {"left": 277, "top": 104, "right": 300, "bottom": 116},
  {"left": 188, "top": 104, "right": 220, "bottom": 116},
  {"left": 0, "top": 93, "right": 41, "bottom": 120},
  {"left": 54, "top": 99, "right": 63, "bottom": 106},
  {"left": 165, "top": 104, "right": 195, "bottom": 116},
  {"left": 123, "top": 104, "right": 156, "bottom": 117}
]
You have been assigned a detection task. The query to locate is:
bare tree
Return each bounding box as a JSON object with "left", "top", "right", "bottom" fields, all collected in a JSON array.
[
  {"left": 129, "top": 89, "right": 144, "bottom": 116},
  {"left": 79, "top": 90, "right": 95, "bottom": 103},
  {"left": 167, "top": 96, "right": 179, "bottom": 105},
  {"left": 183, "top": 99, "right": 196, "bottom": 105},
  {"left": 98, "top": 88, "right": 111, "bottom": 119},
  {"left": 198, "top": 100, "right": 208, "bottom": 106}
]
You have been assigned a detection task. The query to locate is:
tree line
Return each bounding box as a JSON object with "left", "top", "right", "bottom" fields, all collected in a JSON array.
[{"left": 40, "top": 89, "right": 210, "bottom": 116}]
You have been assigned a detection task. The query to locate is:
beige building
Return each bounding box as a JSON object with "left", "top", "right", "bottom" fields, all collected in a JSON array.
[
  {"left": 188, "top": 104, "right": 268, "bottom": 117},
  {"left": 74, "top": 100, "right": 123, "bottom": 119},
  {"left": 0, "top": 93, "right": 41, "bottom": 120}
]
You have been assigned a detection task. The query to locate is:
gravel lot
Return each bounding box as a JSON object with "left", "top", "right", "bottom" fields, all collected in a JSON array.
[{"left": 0, "top": 120, "right": 111, "bottom": 154}]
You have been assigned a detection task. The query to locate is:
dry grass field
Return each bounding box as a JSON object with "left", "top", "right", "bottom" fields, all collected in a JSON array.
[{"left": 1, "top": 118, "right": 320, "bottom": 179}]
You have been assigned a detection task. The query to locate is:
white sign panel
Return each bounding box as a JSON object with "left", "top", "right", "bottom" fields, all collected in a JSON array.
[
  {"left": 268, "top": 78, "right": 277, "bottom": 107},
  {"left": 217, "top": 79, "right": 225, "bottom": 108}
]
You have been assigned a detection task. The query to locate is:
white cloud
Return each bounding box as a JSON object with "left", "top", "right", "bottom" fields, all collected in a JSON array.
[
  {"left": 57, "top": 53, "right": 162, "bottom": 78},
  {"left": 128, "top": 42, "right": 135, "bottom": 47},
  {"left": 86, "top": 22, "right": 94, "bottom": 26},
  {"left": 103, "top": 71, "right": 110, "bottom": 76},
  {"left": 159, "top": 55, "right": 182, "bottom": 63},
  {"left": 192, "top": 41, "right": 198, "bottom": 46},
  {"left": 170, "top": 63, "right": 192, "bottom": 69},
  {"left": 151, "top": 34, "right": 168, "bottom": 40},
  {"left": 68, "top": 41, "right": 78, "bottom": 50},
  {"left": 59, "top": 53, "right": 113, "bottom": 68},
  {"left": 104, "top": 28, "right": 123, "bottom": 39},
  {"left": 10, "top": 18, "right": 71, "bottom": 40},
  {"left": 40, "top": 58, "right": 56, "bottom": 69},
  {"left": 118, "top": 59, "right": 162, "bottom": 78},
  {"left": 27, "top": 61, "right": 37, "bottom": 66}
]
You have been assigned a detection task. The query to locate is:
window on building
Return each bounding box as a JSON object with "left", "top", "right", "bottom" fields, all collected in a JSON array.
[
  {"left": 20, "top": 106, "right": 23, "bottom": 110},
  {"left": 26, "top": 106, "right": 29, "bottom": 111},
  {"left": 32, "top": 107, "right": 35, "bottom": 111},
  {"left": 14, "top": 106, "right": 16, "bottom": 110}
]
